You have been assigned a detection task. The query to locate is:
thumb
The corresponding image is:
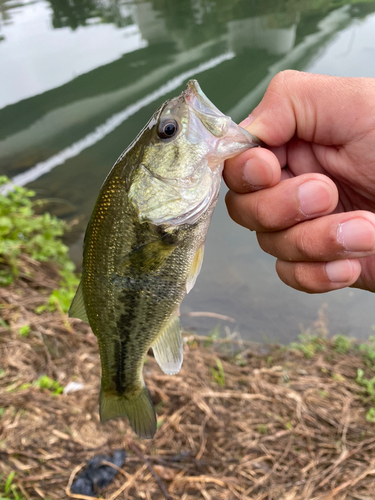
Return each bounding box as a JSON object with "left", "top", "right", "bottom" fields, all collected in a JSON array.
[{"left": 242, "top": 70, "right": 373, "bottom": 147}]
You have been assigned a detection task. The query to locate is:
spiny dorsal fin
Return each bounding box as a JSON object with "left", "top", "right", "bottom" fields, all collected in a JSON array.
[
  {"left": 186, "top": 244, "right": 205, "bottom": 294},
  {"left": 68, "top": 282, "right": 89, "bottom": 323},
  {"left": 152, "top": 314, "right": 182, "bottom": 375}
]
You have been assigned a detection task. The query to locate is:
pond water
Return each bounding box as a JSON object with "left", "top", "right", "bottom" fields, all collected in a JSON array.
[{"left": 2, "top": 0, "right": 375, "bottom": 342}]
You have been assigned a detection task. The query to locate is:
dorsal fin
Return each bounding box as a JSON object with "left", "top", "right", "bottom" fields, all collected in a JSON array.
[
  {"left": 152, "top": 314, "right": 182, "bottom": 375},
  {"left": 68, "top": 282, "right": 89, "bottom": 323}
]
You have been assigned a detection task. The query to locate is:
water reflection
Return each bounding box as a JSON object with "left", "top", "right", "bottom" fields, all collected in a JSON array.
[
  {"left": 2, "top": 0, "right": 375, "bottom": 341},
  {"left": 228, "top": 13, "right": 299, "bottom": 55},
  {"left": 48, "top": 0, "right": 99, "bottom": 29},
  {"left": 2, "top": 0, "right": 369, "bottom": 172}
]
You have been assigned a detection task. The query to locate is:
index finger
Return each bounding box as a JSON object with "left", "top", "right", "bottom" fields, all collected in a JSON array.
[
  {"left": 223, "top": 146, "right": 281, "bottom": 193},
  {"left": 225, "top": 173, "right": 338, "bottom": 232},
  {"left": 243, "top": 70, "right": 374, "bottom": 147}
]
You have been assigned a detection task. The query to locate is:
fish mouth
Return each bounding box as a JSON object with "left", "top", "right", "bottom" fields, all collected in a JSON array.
[
  {"left": 184, "top": 79, "right": 262, "bottom": 159},
  {"left": 183, "top": 80, "right": 264, "bottom": 164},
  {"left": 184, "top": 79, "right": 232, "bottom": 138}
]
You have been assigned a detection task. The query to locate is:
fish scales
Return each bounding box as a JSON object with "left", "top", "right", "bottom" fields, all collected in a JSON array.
[
  {"left": 84, "top": 157, "right": 211, "bottom": 390},
  {"left": 69, "top": 79, "right": 261, "bottom": 438}
]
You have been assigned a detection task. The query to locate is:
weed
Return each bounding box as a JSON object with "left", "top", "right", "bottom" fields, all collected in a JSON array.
[
  {"left": 257, "top": 424, "right": 267, "bottom": 434},
  {"left": 356, "top": 369, "right": 375, "bottom": 400},
  {"left": 0, "top": 471, "right": 25, "bottom": 500},
  {"left": 234, "top": 353, "right": 247, "bottom": 367},
  {"left": 48, "top": 268, "right": 79, "bottom": 314},
  {"left": 0, "top": 177, "right": 69, "bottom": 284},
  {"left": 0, "top": 318, "right": 9, "bottom": 330},
  {"left": 355, "top": 368, "right": 375, "bottom": 421},
  {"left": 34, "top": 375, "right": 64, "bottom": 395},
  {"left": 358, "top": 336, "right": 375, "bottom": 369},
  {"left": 333, "top": 334, "right": 352, "bottom": 354},
  {"left": 332, "top": 372, "right": 345, "bottom": 382},
  {"left": 0, "top": 176, "right": 79, "bottom": 315},
  {"left": 290, "top": 333, "right": 325, "bottom": 359},
  {"left": 366, "top": 407, "right": 375, "bottom": 423},
  {"left": 266, "top": 356, "right": 273, "bottom": 367},
  {"left": 18, "top": 325, "right": 30, "bottom": 337},
  {"left": 203, "top": 326, "right": 220, "bottom": 347},
  {"left": 19, "top": 383, "right": 32, "bottom": 391},
  {"left": 211, "top": 358, "right": 225, "bottom": 387},
  {"left": 154, "top": 402, "right": 165, "bottom": 413}
]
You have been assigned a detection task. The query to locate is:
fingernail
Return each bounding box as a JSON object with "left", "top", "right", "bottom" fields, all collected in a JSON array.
[
  {"left": 326, "top": 260, "right": 354, "bottom": 283},
  {"left": 337, "top": 219, "right": 375, "bottom": 252},
  {"left": 240, "top": 115, "right": 255, "bottom": 128},
  {"left": 298, "top": 181, "right": 331, "bottom": 216},
  {"left": 243, "top": 156, "right": 272, "bottom": 188}
]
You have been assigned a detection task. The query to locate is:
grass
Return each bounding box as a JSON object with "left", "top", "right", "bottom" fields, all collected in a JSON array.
[
  {"left": 333, "top": 334, "right": 353, "bottom": 354},
  {"left": 290, "top": 322, "right": 375, "bottom": 422},
  {"left": 359, "top": 335, "right": 375, "bottom": 368},
  {"left": 290, "top": 332, "right": 325, "bottom": 359},
  {"left": 0, "top": 472, "right": 25, "bottom": 500},
  {"left": 356, "top": 368, "right": 375, "bottom": 421},
  {"left": 210, "top": 357, "right": 226, "bottom": 387}
]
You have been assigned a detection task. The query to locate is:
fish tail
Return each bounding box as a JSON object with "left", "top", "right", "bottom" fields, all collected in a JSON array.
[{"left": 99, "top": 386, "right": 157, "bottom": 439}]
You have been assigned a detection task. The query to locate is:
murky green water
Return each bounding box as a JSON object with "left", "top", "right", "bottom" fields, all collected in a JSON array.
[{"left": 2, "top": 0, "right": 375, "bottom": 342}]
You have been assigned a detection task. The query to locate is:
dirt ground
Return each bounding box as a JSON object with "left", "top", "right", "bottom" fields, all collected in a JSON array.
[{"left": 1, "top": 258, "right": 375, "bottom": 500}]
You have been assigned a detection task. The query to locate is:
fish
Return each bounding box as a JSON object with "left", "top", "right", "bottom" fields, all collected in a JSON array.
[{"left": 69, "top": 79, "right": 261, "bottom": 438}]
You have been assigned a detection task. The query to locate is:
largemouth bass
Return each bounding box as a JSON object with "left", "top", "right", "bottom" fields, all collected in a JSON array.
[{"left": 69, "top": 80, "right": 261, "bottom": 438}]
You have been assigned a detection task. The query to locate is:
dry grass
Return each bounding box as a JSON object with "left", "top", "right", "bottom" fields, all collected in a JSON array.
[{"left": 1, "top": 258, "right": 375, "bottom": 499}]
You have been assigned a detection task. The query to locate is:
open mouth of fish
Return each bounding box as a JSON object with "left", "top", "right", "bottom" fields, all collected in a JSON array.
[{"left": 184, "top": 79, "right": 261, "bottom": 167}]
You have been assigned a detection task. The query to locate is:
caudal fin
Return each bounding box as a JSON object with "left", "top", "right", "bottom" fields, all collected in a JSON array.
[{"left": 99, "top": 387, "right": 156, "bottom": 439}]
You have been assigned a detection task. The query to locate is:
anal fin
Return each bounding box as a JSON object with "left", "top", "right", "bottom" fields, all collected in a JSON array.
[
  {"left": 68, "top": 282, "right": 89, "bottom": 323},
  {"left": 152, "top": 314, "right": 182, "bottom": 375},
  {"left": 186, "top": 244, "right": 205, "bottom": 294}
]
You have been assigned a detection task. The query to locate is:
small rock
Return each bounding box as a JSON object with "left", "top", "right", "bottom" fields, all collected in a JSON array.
[{"left": 71, "top": 450, "right": 126, "bottom": 497}]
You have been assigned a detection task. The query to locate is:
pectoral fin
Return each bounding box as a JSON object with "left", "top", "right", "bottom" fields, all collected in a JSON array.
[
  {"left": 186, "top": 244, "right": 205, "bottom": 294},
  {"left": 68, "top": 282, "right": 89, "bottom": 323},
  {"left": 152, "top": 314, "right": 182, "bottom": 375},
  {"left": 121, "top": 236, "right": 178, "bottom": 274}
]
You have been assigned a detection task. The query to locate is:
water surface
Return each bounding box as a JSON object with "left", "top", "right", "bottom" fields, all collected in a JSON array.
[{"left": 2, "top": 0, "right": 375, "bottom": 342}]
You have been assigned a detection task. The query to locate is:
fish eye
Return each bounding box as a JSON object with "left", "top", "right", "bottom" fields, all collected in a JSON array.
[{"left": 157, "top": 119, "right": 178, "bottom": 140}]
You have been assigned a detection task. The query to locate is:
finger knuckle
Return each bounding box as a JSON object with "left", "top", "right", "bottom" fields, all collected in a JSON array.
[
  {"left": 293, "top": 263, "right": 311, "bottom": 290},
  {"left": 256, "top": 233, "right": 272, "bottom": 255},
  {"left": 270, "top": 70, "right": 299, "bottom": 90},
  {"left": 254, "top": 197, "right": 275, "bottom": 231},
  {"left": 294, "top": 230, "right": 315, "bottom": 260}
]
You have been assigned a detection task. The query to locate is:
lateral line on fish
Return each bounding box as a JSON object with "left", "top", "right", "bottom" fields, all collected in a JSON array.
[{"left": 114, "top": 289, "right": 139, "bottom": 394}]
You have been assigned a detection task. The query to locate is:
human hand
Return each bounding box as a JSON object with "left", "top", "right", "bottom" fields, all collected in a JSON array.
[{"left": 224, "top": 70, "right": 375, "bottom": 293}]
